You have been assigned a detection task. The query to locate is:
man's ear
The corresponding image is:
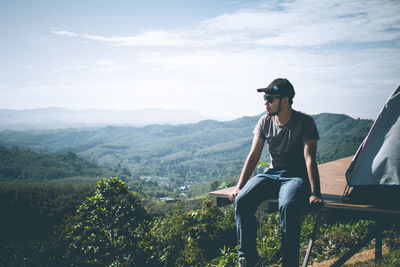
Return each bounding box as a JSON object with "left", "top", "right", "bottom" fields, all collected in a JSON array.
[{"left": 281, "top": 96, "right": 289, "bottom": 106}]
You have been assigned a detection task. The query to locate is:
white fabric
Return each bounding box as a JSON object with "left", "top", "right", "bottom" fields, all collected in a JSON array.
[{"left": 346, "top": 85, "right": 400, "bottom": 186}]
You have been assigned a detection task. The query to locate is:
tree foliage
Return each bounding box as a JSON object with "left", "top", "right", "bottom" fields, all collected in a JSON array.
[
  {"left": 0, "top": 180, "right": 96, "bottom": 243},
  {"left": 64, "top": 177, "right": 150, "bottom": 266},
  {"left": 145, "top": 200, "right": 236, "bottom": 267},
  {"left": 1, "top": 178, "right": 400, "bottom": 266},
  {"left": 0, "top": 145, "right": 116, "bottom": 180}
]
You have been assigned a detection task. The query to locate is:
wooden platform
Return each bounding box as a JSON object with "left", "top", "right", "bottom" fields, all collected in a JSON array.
[
  {"left": 317, "top": 156, "right": 352, "bottom": 196},
  {"left": 209, "top": 156, "right": 400, "bottom": 266},
  {"left": 210, "top": 156, "right": 400, "bottom": 215},
  {"left": 210, "top": 156, "right": 353, "bottom": 198}
]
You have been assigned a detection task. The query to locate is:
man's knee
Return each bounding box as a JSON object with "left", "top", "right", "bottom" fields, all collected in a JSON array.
[
  {"left": 280, "top": 178, "right": 306, "bottom": 202},
  {"left": 234, "top": 192, "right": 247, "bottom": 214},
  {"left": 279, "top": 179, "right": 306, "bottom": 212},
  {"left": 234, "top": 190, "right": 257, "bottom": 215},
  {"left": 291, "top": 177, "right": 305, "bottom": 189}
]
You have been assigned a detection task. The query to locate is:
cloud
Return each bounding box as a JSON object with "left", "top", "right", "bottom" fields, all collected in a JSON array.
[
  {"left": 51, "top": 0, "right": 400, "bottom": 48},
  {"left": 202, "top": 0, "right": 400, "bottom": 46},
  {"left": 96, "top": 60, "right": 116, "bottom": 66},
  {"left": 95, "top": 60, "right": 124, "bottom": 72},
  {"left": 3, "top": 44, "right": 397, "bottom": 118},
  {"left": 132, "top": 44, "right": 399, "bottom": 117},
  {"left": 53, "top": 30, "right": 203, "bottom": 47},
  {"left": 47, "top": 61, "right": 123, "bottom": 73},
  {"left": 0, "top": 83, "right": 9, "bottom": 90},
  {"left": 50, "top": 65, "right": 87, "bottom": 73},
  {"left": 52, "top": 30, "right": 79, "bottom": 37},
  {"left": 21, "top": 1, "right": 399, "bottom": 119}
]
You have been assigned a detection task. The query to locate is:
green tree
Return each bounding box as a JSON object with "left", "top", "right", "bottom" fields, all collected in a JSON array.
[
  {"left": 147, "top": 200, "right": 236, "bottom": 267},
  {"left": 64, "top": 177, "right": 150, "bottom": 266}
]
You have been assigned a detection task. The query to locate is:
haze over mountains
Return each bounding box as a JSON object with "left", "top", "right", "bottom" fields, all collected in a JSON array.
[
  {"left": 0, "top": 107, "right": 218, "bottom": 130},
  {"left": 0, "top": 112, "right": 373, "bottom": 182}
]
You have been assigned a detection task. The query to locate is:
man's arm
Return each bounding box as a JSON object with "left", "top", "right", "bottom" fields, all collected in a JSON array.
[
  {"left": 229, "top": 135, "right": 265, "bottom": 202},
  {"left": 304, "top": 139, "right": 323, "bottom": 204}
]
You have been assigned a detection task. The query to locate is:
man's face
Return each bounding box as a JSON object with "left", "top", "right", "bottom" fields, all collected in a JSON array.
[{"left": 263, "top": 94, "right": 281, "bottom": 115}]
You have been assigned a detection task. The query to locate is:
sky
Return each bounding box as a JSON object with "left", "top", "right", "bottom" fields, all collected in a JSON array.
[{"left": 1, "top": 0, "right": 399, "bottom": 120}]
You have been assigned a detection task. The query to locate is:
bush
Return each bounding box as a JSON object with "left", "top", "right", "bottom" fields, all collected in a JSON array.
[
  {"left": 63, "top": 177, "right": 151, "bottom": 266},
  {"left": 147, "top": 200, "right": 236, "bottom": 266}
]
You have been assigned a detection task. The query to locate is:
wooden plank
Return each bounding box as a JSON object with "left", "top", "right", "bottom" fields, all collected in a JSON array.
[
  {"left": 209, "top": 156, "right": 353, "bottom": 198},
  {"left": 318, "top": 156, "right": 353, "bottom": 196},
  {"left": 209, "top": 156, "right": 400, "bottom": 216},
  {"left": 209, "top": 187, "right": 233, "bottom": 197}
]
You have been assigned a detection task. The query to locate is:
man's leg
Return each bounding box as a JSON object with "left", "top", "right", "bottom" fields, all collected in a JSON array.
[
  {"left": 234, "top": 174, "right": 279, "bottom": 265},
  {"left": 278, "top": 177, "right": 307, "bottom": 267}
]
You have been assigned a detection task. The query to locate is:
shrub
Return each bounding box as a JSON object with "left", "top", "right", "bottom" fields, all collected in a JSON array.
[{"left": 64, "top": 177, "right": 151, "bottom": 266}]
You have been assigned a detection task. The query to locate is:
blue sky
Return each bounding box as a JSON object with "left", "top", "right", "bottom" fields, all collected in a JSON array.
[{"left": 1, "top": 0, "right": 399, "bottom": 120}]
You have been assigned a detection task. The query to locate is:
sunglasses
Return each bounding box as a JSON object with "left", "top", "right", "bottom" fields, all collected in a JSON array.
[{"left": 263, "top": 94, "right": 280, "bottom": 103}]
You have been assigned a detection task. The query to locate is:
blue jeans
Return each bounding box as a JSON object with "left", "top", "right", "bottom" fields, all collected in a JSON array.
[{"left": 234, "top": 169, "right": 308, "bottom": 267}]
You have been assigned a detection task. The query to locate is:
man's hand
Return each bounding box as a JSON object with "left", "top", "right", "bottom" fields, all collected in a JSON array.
[
  {"left": 229, "top": 187, "right": 241, "bottom": 202},
  {"left": 309, "top": 195, "right": 323, "bottom": 209}
]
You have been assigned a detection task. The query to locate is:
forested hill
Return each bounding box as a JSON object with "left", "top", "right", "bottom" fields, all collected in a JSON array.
[
  {"left": 313, "top": 113, "right": 373, "bottom": 161},
  {"left": 0, "top": 113, "right": 373, "bottom": 182},
  {"left": 0, "top": 145, "right": 119, "bottom": 181}
]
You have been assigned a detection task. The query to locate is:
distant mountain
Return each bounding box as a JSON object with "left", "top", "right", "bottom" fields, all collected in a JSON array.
[
  {"left": 0, "top": 145, "right": 118, "bottom": 181},
  {"left": 0, "top": 112, "right": 373, "bottom": 182},
  {"left": 0, "top": 107, "right": 217, "bottom": 130}
]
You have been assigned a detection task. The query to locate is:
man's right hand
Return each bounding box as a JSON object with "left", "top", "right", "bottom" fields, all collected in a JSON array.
[{"left": 229, "top": 187, "right": 241, "bottom": 202}]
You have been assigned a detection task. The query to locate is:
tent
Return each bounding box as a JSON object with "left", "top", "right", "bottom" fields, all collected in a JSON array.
[{"left": 345, "top": 85, "right": 400, "bottom": 206}]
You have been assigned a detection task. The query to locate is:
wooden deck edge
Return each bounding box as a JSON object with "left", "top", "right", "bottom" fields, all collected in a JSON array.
[{"left": 209, "top": 190, "right": 400, "bottom": 216}]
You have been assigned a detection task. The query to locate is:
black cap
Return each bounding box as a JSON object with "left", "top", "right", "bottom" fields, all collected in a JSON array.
[{"left": 257, "top": 78, "right": 295, "bottom": 99}]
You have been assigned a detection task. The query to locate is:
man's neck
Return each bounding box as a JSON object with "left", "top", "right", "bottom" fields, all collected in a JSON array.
[{"left": 276, "top": 107, "right": 293, "bottom": 126}]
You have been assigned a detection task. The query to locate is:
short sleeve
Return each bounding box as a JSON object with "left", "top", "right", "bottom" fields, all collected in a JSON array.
[
  {"left": 253, "top": 115, "right": 268, "bottom": 140},
  {"left": 303, "top": 115, "right": 319, "bottom": 143}
]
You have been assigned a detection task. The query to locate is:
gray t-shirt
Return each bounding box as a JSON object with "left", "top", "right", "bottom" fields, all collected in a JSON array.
[{"left": 253, "top": 110, "right": 319, "bottom": 179}]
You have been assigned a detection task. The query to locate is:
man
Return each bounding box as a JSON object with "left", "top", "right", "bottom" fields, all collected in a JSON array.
[{"left": 229, "top": 78, "right": 323, "bottom": 267}]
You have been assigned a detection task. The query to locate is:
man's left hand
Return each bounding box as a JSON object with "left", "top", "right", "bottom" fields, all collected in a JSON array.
[{"left": 309, "top": 195, "right": 323, "bottom": 209}]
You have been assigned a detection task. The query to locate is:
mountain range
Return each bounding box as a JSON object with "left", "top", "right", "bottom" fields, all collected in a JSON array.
[
  {"left": 0, "top": 112, "right": 373, "bottom": 182},
  {"left": 0, "top": 107, "right": 217, "bottom": 130}
]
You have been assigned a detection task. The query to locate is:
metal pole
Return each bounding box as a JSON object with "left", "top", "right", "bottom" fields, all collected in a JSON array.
[
  {"left": 375, "top": 219, "right": 383, "bottom": 262},
  {"left": 302, "top": 215, "right": 321, "bottom": 267},
  {"left": 331, "top": 229, "right": 375, "bottom": 267}
]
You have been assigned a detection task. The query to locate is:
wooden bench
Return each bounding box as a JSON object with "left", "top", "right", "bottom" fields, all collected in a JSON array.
[{"left": 209, "top": 156, "right": 400, "bottom": 266}]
